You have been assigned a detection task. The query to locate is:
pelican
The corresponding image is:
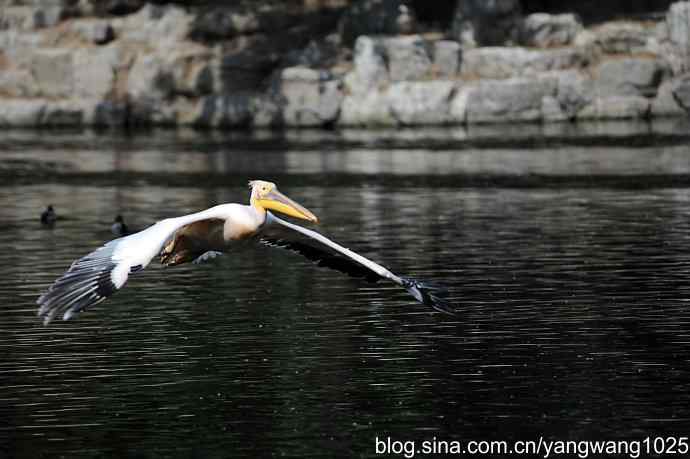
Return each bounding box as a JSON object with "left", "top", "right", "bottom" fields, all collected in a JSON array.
[{"left": 37, "top": 180, "right": 451, "bottom": 324}]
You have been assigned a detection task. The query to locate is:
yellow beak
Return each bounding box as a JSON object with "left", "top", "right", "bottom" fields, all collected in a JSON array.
[{"left": 257, "top": 189, "right": 318, "bottom": 223}]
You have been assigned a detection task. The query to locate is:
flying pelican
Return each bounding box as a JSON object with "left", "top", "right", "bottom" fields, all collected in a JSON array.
[{"left": 37, "top": 180, "right": 451, "bottom": 324}]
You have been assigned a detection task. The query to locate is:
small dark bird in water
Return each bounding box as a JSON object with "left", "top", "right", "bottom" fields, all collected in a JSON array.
[
  {"left": 111, "top": 215, "right": 129, "bottom": 236},
  {"left": 40, "top": 205, "right": 57, "bottom": 227}
]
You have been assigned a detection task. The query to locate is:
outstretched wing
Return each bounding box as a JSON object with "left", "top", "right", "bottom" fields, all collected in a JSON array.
[
  {"left": 37, "top": 209, "right": 229, "bottom": 325},
  {"left": 256, "top": 212, "right": 454, "bottom": 314},
  {"left": 37, "top": 239, "right": 130, "bottom": 324}
]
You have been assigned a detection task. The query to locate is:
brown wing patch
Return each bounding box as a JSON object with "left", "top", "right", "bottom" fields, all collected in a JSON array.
[{"left": 160, "top": 218, "right": 225, "bottom": 266}]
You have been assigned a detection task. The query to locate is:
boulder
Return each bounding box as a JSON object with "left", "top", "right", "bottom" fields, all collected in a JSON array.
[
  {"left": 40, "top": 99, "right": 84, "bottom": 126},
  {"left": 0, "top": 30, "right": 45, "bottom": 66},
  {"left": 541, "top": 96, "right": 569, "bottom": 121},
  {"left": 449, "top": 85, "right": 471, "bottom": 124},
  {"left": 0, "top": 5, "right": 65, "bottom": 30},
  {"left": 577, "top": 96, "right": 650, "bottom": 120},
  {"left": 117, "top": 3, "right": 191, "bottom": 47},
  {"left": 277, "top": 66, "right": 343, "bottom": 127},
  {"left": 554, "top": 70, "right": 594, "bottom": 118},
  {"left": 651, "top": 78, "right": 687, "bottom": 117},
  {"left": 286, "top": 35, "right": 342, "bottom": 69},
  {"left": 465, "top": 77, "right": 557, "bottom": 123},
  {"left": 194, "top": 94, "right": 253, "bottom": 127},
  {"left": 387, "top": 80, "right": 457, "bottom": 125},
  {"left": 72, "top": 19, "right": 115, "bottom": 45},
  {"left": 73, "top": 45, "right": 120, "bottom": 99},
  {"left": 343, "top": 36, "right": 387, "bottom": 96},
  {"left": 450, "top": 0, "right": 522, "bottom": 47},
  {"left": 461, "top": 47, "right": 586, "bottom": 79},
  {"left": 382, "top": 35, "right": 431, "bottom": 81},
  {"left": 433, "top": 40, "right": 461, "bottom": 78},
  {"left": 0, "top": 68, "right": 37, "bottom": 97},
  {"left": 87, "top": 99, "right": 128, "bottom": 127},
  {"left": 591, "top": 22, "right": 653, "bottom": 54},
  {"left": 0, "top": 99, "right": 46, "bottom": 126},
  {"left": 192, "top": 92, "right": 281, "bottom": 128},
  {"left": 30, "top": 48, "right": 73, "bottom": 97},
  {"left": 667, "top": 1, "right": 690, "bottom": 73},
  {"left": 672, "top": 75, "right": 690, "bottom": 112},
  {"left": 596, "top": 58, "right": 666, "bottom": 97},
  {"left": 126, "top": 53, "right": 175, "bottom": 124},
  {"left": 521, "top": 13, "right": 583, "bottom": 48},
  {"left": 338, "top": 0, "right": 416, "bottom": 45},
  {"left": 338, "top": 90, "right": 396, "bottom": 126},
  {"left": 164, "top": 43, "right": 214, "bottom": 96}
]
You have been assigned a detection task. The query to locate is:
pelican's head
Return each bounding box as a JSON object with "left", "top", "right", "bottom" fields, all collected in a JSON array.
[{"left": 249, "top": 180, "right": 318, "bottom": 223}]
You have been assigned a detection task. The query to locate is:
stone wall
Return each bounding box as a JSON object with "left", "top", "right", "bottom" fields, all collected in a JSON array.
[{"left": 0, "top": 0, "right": 689, "bottom": 128}]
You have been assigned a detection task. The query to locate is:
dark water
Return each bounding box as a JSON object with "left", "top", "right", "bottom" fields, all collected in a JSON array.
[{"left": 2, "top": 122, "right": 690, "bottom": 458}]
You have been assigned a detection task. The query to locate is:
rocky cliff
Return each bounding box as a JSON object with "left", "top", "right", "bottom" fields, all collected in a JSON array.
[{"left": 1, "top": 0, "right": 689, "bottom": 128}]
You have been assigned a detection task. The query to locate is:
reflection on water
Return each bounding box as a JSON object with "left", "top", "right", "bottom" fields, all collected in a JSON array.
[{"left": 2, "top": 125, "right": 690, "bottom": 458}]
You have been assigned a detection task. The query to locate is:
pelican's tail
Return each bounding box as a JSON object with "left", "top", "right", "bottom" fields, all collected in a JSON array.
[{"left": 401, "top": 278, "right": 455, "bottom": 315}]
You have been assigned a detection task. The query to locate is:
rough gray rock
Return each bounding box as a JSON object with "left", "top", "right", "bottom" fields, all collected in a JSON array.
[
  {"left": 115, "top": 3, "right": 191, "bottom": 47},
  {"left": 521, "top": 13, "right": 583, "bottom": 48},
  {"left": 449, "top": 84, "right": 472, "bottom": 124},
  {"left": 651, "top": 78, "right": 687, "bottom": 117},
  {"left": 30, "top": 48, "right": 73, "bottom": 97},
  {"left": 73, "top": 19, "right": 115, "bottom": 45},
  {"left": 40, "top": 99, "right": 85, "bottom": 126},
  {"left": 165, "top": 43, "right": 214, "bottom": 96},
  {"left": 667, "top": 1, "right": 690, "bottom": 73},
  {"left": 73, "top": 45, "right": 120, "bottom": 99},
  {"left": 450, "top": 0, "right": 522, "bottom": 47},
  {"left": 577, "top": 96, "right": 650, "bottom": 119},
  {"left": 465, "top": 77, "right": 557, "bottom": 123},
  {"left": 382, "top": 35, "right": 431, "bottom": 81},
  {"left": 541, "top": 96, "right": 569, "bottom": 121},
  {"left": 126, "top": 53, "right": 175, "bottom": 124},
  {"left": 461, "top": 47, "right": 586, "bottom": 79},
  {"left": 0, "top": 68, "right": 37, "bottom": 97},
  {"left": 343, "top": 36, "right": 387, "bottom": 96},
  {"left": 433, "top": 40, "right": 461, "bottom": 78},
  {"left": 338, "top": 0, "right": 416, "bottom": 45},
  {"left": 339, "top": 90, "right": 396, "bottom": 127},
  {"left": 596, "top": 58, "right": 666, "bottom": 97},
  {"left": 672, "top": 75, "right": 690, "bottom": 112},
  {"left": 591, "top": 22, "right": 653, "bottom": 54},
  {"left": 88, "top": 99, "right": 128, "bottom": 127},
  {"left": 194, "top": 93, "right": 253, "bottom": 127},
  {"left": 188, "top": 93, "right": 281, "bottom": 128},
  {"left": 387, "top": 81, "right": 457, "bottom": 125},
  {"left": 0, "top": 5, "right": 64, "bottom": 30},
  {"left": 554, "top": 70, "right": 594, "bottom": 118},
  {"left": 277, "top": 66, "right": 343, "bottom": 127},
  {"left": 0, "top": 99, "right": 46, "bottom": 126}
]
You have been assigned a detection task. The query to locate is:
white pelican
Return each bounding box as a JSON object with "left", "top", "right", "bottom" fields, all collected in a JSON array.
[{"left": 37, "top": 180, "right": 451, "bottom": 324}]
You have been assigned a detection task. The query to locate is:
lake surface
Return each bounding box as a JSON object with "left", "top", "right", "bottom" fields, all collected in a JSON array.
[{"left": 2, "top": 121, "right": 690, "bottom": 458}]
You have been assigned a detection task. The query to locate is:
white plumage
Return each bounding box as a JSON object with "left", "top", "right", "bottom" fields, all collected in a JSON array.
[{"left": 37, "top": 181, "right": 452, "bottom": 324}]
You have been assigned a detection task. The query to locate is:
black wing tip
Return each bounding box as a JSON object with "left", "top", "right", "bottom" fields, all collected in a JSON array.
[
  {"left": 36, "top": 260, "right": 118, "bottom": 325},
  {"left": 402, "top": 277, "right": 456, "bottom": 315}
]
